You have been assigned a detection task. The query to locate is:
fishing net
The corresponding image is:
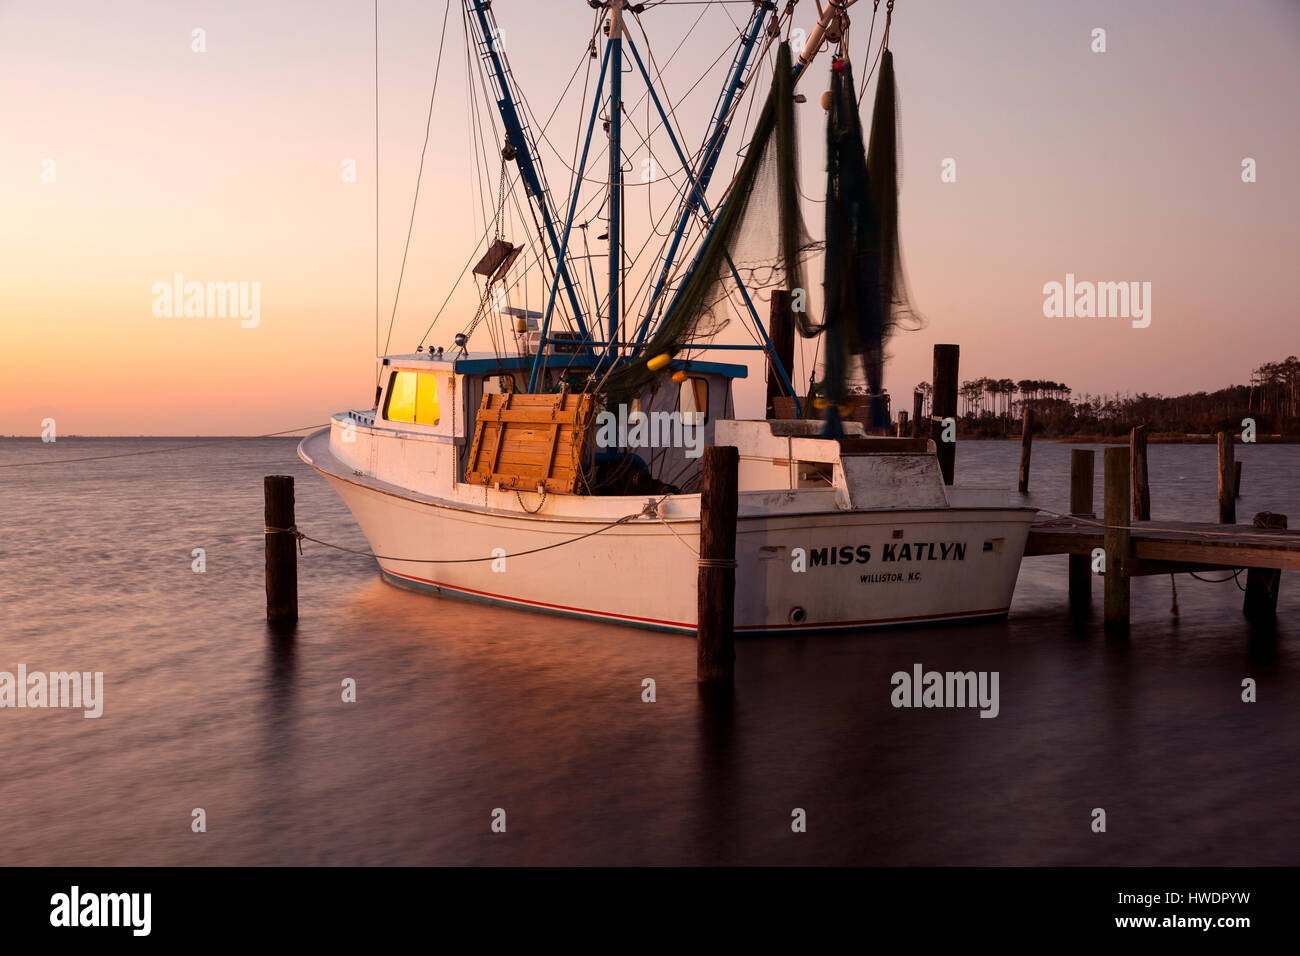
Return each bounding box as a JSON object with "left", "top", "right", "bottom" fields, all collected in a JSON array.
[
  {"left": 599, "top": 42, "right": 818, "bottom": 399},
  {"left": 596, "top": 41, "right": 922, "bottom": 435},
  {"left": 818, "top": 49, "right": 923, "bottom": 436},
  {"left": 865, "top": 50, "right": 923, "bottom": 392}
]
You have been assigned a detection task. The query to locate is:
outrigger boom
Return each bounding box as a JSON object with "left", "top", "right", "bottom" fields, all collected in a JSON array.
[{"left": 465, "top": 0, "right": 858, "bottom": 401}]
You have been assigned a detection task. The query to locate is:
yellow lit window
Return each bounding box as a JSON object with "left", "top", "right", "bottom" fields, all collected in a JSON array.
[
  {"left": 385, "top": 371, "right": 440, "bottom": 425},
  {"left": 415, "top": 373, "right": 440, "bottom": 425},
  {"left": 386, "top": 371, "right": 418, "bottom": 423}
]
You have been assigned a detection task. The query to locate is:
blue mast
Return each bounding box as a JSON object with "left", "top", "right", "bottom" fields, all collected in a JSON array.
[
  {"left": 465, "top": 1, "right": 592, "bottom": 363},
  {"left": 636, "top": 2, "right": 772, "bottom": 342},
  {"left": 466, "top": 0, "right": 820, "bottom": 411},
  {"left": 527, "top": 42, "right": 612, "bottom": 393},
  {"left": 606, "top": 2, "right": 625, "bottom": 365},
  {"left": 622, "top": 29, "right": 799, "bottom": 413}
]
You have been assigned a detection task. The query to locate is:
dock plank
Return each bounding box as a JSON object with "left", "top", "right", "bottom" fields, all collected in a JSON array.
[{"left": 1026, "top": 518, "right": 1300, "bottom": 572}]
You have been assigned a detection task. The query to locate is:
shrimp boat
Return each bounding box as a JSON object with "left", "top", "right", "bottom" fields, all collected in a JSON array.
[{"left": 299, "top": 0, "right": 1037, "bottom": 633}]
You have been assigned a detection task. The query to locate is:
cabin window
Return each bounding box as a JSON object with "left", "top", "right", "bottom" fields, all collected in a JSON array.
[
  {"left": 384, "top": 370, "right": 440, "bottom": 425},
  {"left": 678, "top": 376, "right": 708, "bottom": 426},
  {"left": 483, "top": 373, "right": 516, "bottom": 395}
]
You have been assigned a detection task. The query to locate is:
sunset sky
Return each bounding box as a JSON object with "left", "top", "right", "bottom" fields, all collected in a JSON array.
[{"left": 2, "top": 0, "right": 1296, "bottom": 435}]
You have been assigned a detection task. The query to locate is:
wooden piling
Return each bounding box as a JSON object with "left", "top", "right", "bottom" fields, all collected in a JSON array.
[
  {"left": 1244, "top": 512, "right": 1287, "bottom": 625},
  {"left": 1018, "top": 408, "right": 1033, "bottom": 494},
  {"left": 766, "top": 290, "right": 795, "bottom": 419},
  {"left": 1103, "top": 447, "right": 1131, "bottom": 632},
  {"left": 1130, "top": 425, "right": 1151, "bottom": 521},
  {"left": 931, "top": 345, "right": 959, "bottom": 486},
  {"left": 1069, "top": 449, "right": 1095, "bottom": 617},
  {"left": 698, "top": 445, "right": 738, "bottom": 683},
  {"left": 1217, "top": 432, "right": 1235, "bottom": 524},
  {"left": 1234, "top": 460, "right": 1243, "bottom": 499},
  {"left": 264, "top": 475, "right": 298, "bottom": 624},
  {"left": 911, "top": 390, "right": 924, "bottom": 439},
  {"left": 897, "top": 410, "right": 909, "bottom": 438}
]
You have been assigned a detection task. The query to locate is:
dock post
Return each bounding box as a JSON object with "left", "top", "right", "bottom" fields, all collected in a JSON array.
[
  {"left": 1103, "top": 447, "right": 1131, "bottom": 633},
  {"left": 1018, "top": 408, "right": 1033, "bottom": 494},
  {"left": 911, "top": 391, "right": 924, "bottom": 438},
  {"left": 1234, "top": 461, "right": 1243, "bottom": 499},
  {"left": 1130, "top": 425, "right": 1151, "bottom": 520},
  {"left": 1243, "top": 513, "right": 1287, "bottom": 625},
  {"left": 931, "top": 345, "right": 959, "bottom": 485},
  {"left": 264, "top": 475, "right": 298, "bottom": 625},
  {"left": 897, "top": 410, "right": 909, "bottom": 437},
  {"left": 698, "top": 445, "right": 738, "bottom": 683},
  {"left": 766, "top": 290, "right": 795, "bottom": 419},
  {"left": 1217, "top": 432, "right": 1236, "bottom": 524},
  {"left": 1069, "top": 449, "right": 1095, "bottom": 617}
]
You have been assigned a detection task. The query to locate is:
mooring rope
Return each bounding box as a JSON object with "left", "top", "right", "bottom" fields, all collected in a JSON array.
[
  {"left": 1187, "top": 569, "right": 1241, "bottom": 585},
  {"left": 1183, "top": 569, "right": 1250, "bottom": 592},
  {"left": 646, "top": 493, "right": 701, "bottom": 555},
  {"left": 264, "top": 492, "right": 710, "bottom": 564},
  {"left": 264, "top": 510, "right": 649, "bottom": 564},
  {"left": 661, "top": 518, "right": 701, "bottom": 555},
  {"left": 1034, "top": 509, "right": 1298, "bottom": 545},
  {"left": 0, "top": 425, "right": 329, "bottom": 468},
  {"left": 1036, "top": 509, "right": 1294, "bottom": 591}
]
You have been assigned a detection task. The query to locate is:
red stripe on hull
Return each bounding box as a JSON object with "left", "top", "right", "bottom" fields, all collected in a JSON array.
[{"left": 383, "top": 568, "right": 1009, "bottom": 634}]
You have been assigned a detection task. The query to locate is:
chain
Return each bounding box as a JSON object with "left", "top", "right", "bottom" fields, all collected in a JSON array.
[
  {"left": 495, "top": 145, "right": 510, "bottom": 241},
  {"left": 515, "top": 487, "right": 548, "bottom": 514}
]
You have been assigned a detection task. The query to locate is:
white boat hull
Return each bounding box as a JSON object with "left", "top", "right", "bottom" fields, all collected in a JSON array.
[{"left": 300, "top": 425, "right": 1036, "bottom": 634}]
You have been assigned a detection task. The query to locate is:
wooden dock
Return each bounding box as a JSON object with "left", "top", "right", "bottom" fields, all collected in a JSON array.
[
  {"left": 894, "top": 345, "right": 1294, "bottom": 633},
  {"left": 1018, "top": 441, "right": 1294, "bottom": 631},
  {"left": 1027, "top": 518, "right": 1300, "bottom": 574}
]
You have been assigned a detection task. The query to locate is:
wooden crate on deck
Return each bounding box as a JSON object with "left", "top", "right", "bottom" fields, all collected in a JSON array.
[{"left": 464, "top": 391, "right": 593, "bottom": 494}]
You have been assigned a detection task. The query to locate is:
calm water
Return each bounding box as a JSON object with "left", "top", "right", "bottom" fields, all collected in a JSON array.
[{"left": 1, "top": 437, "right": 1297, "bottom": 865}]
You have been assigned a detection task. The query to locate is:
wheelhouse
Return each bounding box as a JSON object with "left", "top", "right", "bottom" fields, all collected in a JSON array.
[{"left": 368, "top": 351, "right": 747, "bottom": 494}]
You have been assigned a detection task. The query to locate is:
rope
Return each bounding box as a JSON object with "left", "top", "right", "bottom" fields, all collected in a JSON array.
[
  {"left": 264, "top": 510, "right": 647, "bottom": 564},
  {"left": 854, "top": 1, "right": 880, "bottom": 107},
  {"left": 856, "top": 0, "right": 892, "bottom": 106},
  {"left": 1181, "top": 568, "right": 1250, "bottom": 591},
  {"left": 1187, "top": 570, "right": 1241, "bottom": 584},
  {"left": 458, "top": 149, "right": 516, "bottom": 349},
  {"left": 418, "top": 12, "right": 593, "bottom": 350},
  {"left": 1034, "top": 509, "right": 1300, "bottom": 545},
  {"left": 265, "top": 491, "right": 706, "bottom": 563},
  {"left": 382, "top": 0, "right": 453, "bottom": 359},
  {"left": 264, "top": 525, "right": 304, "bottom": 555},
  {"left": 0, "top": 425, "right": 329, "bottom": 468},
  {"left": 374, "top": 0, "right": 380, "bottom": 390},
  {"left": 649, "top": 495, "right": 701, "bottom": 554},
  {"left": 1040, "top": 510, "right": 1293, "bottom": 595}
]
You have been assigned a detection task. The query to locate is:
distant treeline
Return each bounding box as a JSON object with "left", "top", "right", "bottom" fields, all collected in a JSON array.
[{"left": 911, "top": 356, "right": 1300, "bottom": 438}]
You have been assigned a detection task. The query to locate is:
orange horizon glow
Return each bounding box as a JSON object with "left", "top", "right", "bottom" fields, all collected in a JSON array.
[{"left": 2, "top": 0, "right": 1297, "bottom": 436}]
